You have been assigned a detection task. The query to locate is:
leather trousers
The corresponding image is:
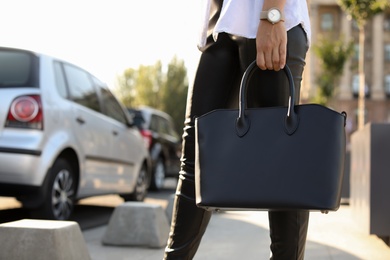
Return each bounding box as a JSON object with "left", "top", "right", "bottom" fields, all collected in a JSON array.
[{"left": 164, "top": 25, "right": 310, "bottom": 260}]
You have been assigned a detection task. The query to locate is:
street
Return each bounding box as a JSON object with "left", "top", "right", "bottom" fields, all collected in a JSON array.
[
  {"left": 2, "top": 178, "right": 390, "bottom": 259},
  {"left": 0, "top": 178, "right": 177, "bottom": 230}
]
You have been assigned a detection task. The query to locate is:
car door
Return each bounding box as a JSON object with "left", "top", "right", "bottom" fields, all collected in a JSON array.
[
  {"left": 96, "top": 80, "right": 145, "bottom": 193},
  {"left": 157, "top": 116, "right": 181, "bottom": 174},
  {"left": 62, "top": 63, "right": 114, "bottom": 195}
]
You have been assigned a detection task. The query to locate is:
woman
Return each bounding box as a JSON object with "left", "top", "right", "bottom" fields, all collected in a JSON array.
[{"left": 164, "top": 0, "right": 311, "bottom": 259}]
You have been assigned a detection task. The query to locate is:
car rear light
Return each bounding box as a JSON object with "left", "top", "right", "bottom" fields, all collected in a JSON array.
[
  {"left": 5, "top": 95, "right": 43, "bottom": 130},
  {"left": 140, "top": 129, "right": 152, "bottom": 149}
]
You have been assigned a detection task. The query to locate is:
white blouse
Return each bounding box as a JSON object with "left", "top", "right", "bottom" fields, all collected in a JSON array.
[{"left": 198, "top": 0, "right": 311, "bottom": 50}]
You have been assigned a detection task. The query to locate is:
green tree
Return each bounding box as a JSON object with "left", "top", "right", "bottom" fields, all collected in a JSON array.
[
  {"left": 159, "top": 56, "right": 188, "bottom": 132},
  {"left": 313, "top": 37, "right": 354, "bottom": 105},
  {"left": 115, "top": 57, "right": 188, "bottom": 131},
  {"left": 116, "top": 61, "right": 164, "bottom": 108},
  {"left": 337, "top": 0, "right": 390, "bottom": 129},
  {"left": 115, "top": 67, "right": 137, "bottom": 106}
]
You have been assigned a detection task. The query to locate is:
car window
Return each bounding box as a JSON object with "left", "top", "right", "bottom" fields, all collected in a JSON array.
[
  {"left": 0, "top": 49, "right": 39, "bottom": 88},
  {"left": 150, "top": 115, "right": 159, "bottom": 132},
  {"left": 63, "top": 63, "right": 100, "bottom": 112},
  {"left": 159, "top": 117, "right": 171, "bottom": 135},
  {"left": 98, "top": 85, "right": 128, "bottom": 125},
  {"left": 53, "top": 61, "right": 68, "bottom": 98},
  {"left": 134, "top": 114, "right": 144, "bottom": 127},
  {"left": 167, "top": 120, "right": 179, "bottom": 138},
  {"left": 149, "top": 113, "right": 178, "bottom": 137},
  {"left": 129, "top": 110, "right": 145, "bottom": 129},
  {"left": 160, "top": 117, "right": 179, "bottom": 138}
]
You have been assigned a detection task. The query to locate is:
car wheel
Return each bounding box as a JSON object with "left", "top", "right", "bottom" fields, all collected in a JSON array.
[
  {"left": 33, "top": 158, "right": 76, "bottom": 220},
  {"left": 122, "top": 163, "right": 149, "bottom": 202},
  {"left": 149, "top": 157, "right": 166, "bottom": 191}
]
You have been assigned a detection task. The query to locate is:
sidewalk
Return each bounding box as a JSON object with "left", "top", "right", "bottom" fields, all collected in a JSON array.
[{"left": 83, "top": 204, "right": 390, "bottom": 260}]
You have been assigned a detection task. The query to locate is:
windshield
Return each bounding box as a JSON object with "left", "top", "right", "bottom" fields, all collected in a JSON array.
[{"left": 0, "top": 48, "right": 39, "bottom": 88}]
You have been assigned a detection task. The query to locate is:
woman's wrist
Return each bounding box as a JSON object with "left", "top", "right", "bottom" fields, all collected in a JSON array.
[{"left": 260, "top": 7, "right": 285, "bottom": 24}]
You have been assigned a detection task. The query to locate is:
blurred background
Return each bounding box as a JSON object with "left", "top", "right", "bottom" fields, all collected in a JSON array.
[{"left": 1, "top": 0, "right": 390, "bottom": 237}]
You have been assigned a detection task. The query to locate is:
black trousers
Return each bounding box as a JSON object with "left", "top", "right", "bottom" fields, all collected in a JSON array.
[{"left": 164, "top": 25, "right": 310, "bottom": 260}]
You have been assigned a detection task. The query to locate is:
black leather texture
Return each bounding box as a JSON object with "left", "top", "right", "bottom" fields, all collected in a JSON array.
[{"left": 195, "top": 61, "right": 347, "bottom": 211}]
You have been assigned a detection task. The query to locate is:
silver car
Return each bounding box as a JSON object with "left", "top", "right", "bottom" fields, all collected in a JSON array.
[{"left": 0, "top": 46, "right": 151, "bottom": 220}]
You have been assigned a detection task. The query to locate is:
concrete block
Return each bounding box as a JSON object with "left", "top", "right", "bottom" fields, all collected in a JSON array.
[
  {"left": 165, "top": 194, "right": 175, "bottom": 223},
  {"left": 102, "top": 202, "right": 170, "bottom": 248},
  {"left": 350, "top": 123, "right": 390, "bottom": 236},
  {"left": 0, "top": 219, "right": 91, "bottom": 260}
]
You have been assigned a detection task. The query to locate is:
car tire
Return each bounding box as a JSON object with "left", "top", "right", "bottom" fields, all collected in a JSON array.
[
  {"left": 32, "top": 158, "right": 76, "bottom": 220},
  {"left": 149, "top": 157, "right": 166, "bottom": 191},
  {"left": 121, "top": 163, "right": 149, "bottom": 202}
]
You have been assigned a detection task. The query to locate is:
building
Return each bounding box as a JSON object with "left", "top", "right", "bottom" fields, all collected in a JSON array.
[{"left": 303, "top": 0, "right": 390, "bottom": 145}]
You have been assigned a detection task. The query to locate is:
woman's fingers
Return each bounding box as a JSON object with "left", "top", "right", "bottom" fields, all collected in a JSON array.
[
  {"left": 256, "top": 52, "right": 267, "bottom": 70},
  {"left": 257, "top": 45, "right": 284, "bottom": 71},
  {"left": 256, "top": 21, "right": 287, "bottom": 71}
]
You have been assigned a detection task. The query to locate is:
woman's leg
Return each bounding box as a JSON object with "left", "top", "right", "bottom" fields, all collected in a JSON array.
[
  {"left": 269, "top": 210, "right": 309, "bottom": 260},
  {"left": 164, "top": 33, "right": 241, "bottom": 260},
  {"left": 264, "top": 26, "right": 310, "bottom": 260},
  {"left": 165, "top": 24, "right": 310, "bottom": 259}
]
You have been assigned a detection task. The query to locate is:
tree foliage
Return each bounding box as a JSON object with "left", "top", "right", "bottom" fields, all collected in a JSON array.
[
  {"left": 337, "top": 0, "right": 389, "bottom": 26},
  {"left": 160, "top": 57, "right": 189, "bottom": 132},
  {"left": 115, "top": 57, "right": 188, "bottom": 131},
  {"left": 337, "top": 0, "right": 389, "bottom": 128},
  {"left": 313, "top": 37, "right": 354, "bottom": 105}
]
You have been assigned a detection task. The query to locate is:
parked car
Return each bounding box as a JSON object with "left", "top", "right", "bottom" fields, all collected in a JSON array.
[
  {"left": 128, "top": 106, "right": 181, "bottom": 191},
  {"left": 0, "top": 46, "right": 151, "bottom": 220}
]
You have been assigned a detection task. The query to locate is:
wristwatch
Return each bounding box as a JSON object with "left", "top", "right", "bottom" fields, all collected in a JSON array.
[{"left": 260, "top": 8, "right": 285, "bottom": 24}]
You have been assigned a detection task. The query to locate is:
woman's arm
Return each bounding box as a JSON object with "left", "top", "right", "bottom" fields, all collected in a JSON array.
[{"left": 256, "top": 0, "right": 287, "bottom": 71}]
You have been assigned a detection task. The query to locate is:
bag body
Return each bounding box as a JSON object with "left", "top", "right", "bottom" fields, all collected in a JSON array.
[{"left": 195, "top": 61, "right": 346, "bottom": 211}]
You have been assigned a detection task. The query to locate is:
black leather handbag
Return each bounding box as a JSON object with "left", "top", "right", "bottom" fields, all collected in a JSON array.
[{"left": 195, "top": 60, "right": 347, "bottom": 211}]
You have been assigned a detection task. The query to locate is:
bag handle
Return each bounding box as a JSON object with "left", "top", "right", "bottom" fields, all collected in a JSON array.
[{"left": 235, "top": 60, "right": 299, "bottom": 137}]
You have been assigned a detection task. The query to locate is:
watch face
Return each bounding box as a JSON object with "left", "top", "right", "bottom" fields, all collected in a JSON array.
[{"left": 268, "top": 9, "right": 281, "bottom": 22}]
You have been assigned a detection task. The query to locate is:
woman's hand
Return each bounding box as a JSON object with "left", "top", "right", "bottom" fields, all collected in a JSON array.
[{"left": 256, "top": 21, "right": 287, "bottom": 71}]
